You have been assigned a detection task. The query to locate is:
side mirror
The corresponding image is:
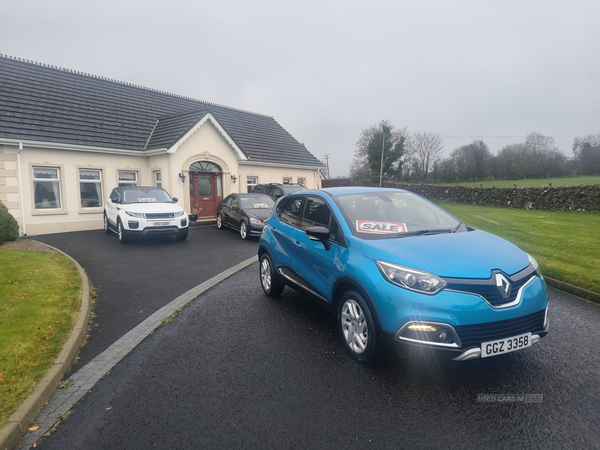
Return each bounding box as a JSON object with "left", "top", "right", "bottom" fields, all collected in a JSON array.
[
  {"left": 172, "top": 197, "right": 178, "bottom": 203},
  {"left": 306, "top": 226, "right": 331, "bottom": 251}
]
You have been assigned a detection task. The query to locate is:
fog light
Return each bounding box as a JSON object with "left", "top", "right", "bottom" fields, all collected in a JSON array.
[
  {"left": 408, "top": 324, "right": 437, "bottom": 332},
  {"left": 128, "top": 221, "right": 139, "bottom": 229},
  {"left": 438, "top": 331, "right": 448, "bottom": 341},
  {"left": 181, "top": 219, "right": 187, "bottom": 226}
]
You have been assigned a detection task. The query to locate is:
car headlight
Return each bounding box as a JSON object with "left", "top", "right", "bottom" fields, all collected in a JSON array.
[
  {"left": 376, "top": 261, "right": 447, "bottom": 295},
  {"left": 174, "top": 211, "right": 185, "bottom": 217},
  {"left": 526, "top": 253, "right": 540, "bottom": 273},
  {"left": 125, "top": 211, "right": 144, "bottom": 218},
  {"left": 249, "top": 217, "right": 262, "bottom": 225}
]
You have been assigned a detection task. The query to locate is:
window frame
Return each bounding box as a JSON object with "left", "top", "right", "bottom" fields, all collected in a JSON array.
[
  {"left": 299, "top": 196, "right": 346, "bottom": 247},
  {"left": 30, "top": 164, "right": 68, "bottom": 215},
  {"left": 77, "top": 167, "right": 104, "bottom": 212},
  {"left": 246, "top": 176, "right": 258, "bottom": 193},
  {"left": 282, "top": 177, "right": 292, "bottom": 185},
  {"left": 154, "top": 170, "right": 162, "bottom": 188},
  {"left": 116, "top": 169, "right": 140, "bottom": 187}
]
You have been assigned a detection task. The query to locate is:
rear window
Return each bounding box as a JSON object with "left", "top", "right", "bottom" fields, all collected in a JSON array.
[{"left": 282, "top": 185, "right": 308, "bottom": 194}]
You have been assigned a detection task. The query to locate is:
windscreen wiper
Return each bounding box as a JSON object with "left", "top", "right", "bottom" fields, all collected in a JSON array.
[{"left": 387, "top": 229, "right": 454, "bottom": 239}]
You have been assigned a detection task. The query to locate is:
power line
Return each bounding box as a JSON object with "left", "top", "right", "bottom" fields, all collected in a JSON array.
[{"left": 442, "top": 135, "right": 578, "bottom": 139}]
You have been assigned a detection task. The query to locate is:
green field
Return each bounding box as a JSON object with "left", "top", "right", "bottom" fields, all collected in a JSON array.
[
  {"left": 434, "top": 201, "right": 600, "bottom": 294},
  {"left": 440, "top": 176, "right": 600, "bottom": 188},
  {"left": 0, "top": 250, "right": 81, "bottom": 427}
]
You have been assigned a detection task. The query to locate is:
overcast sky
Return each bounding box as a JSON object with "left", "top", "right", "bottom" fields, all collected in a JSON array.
[{"left": 1, "top": 0, "right": 599, "bottom": 176}]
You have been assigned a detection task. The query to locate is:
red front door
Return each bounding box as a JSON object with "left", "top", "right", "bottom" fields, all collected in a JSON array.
[{"left": 190, "top": 172, "right": 223, "bottom": 218}]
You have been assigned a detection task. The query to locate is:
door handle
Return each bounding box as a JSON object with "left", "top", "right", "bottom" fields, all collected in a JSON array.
[{"left": 294, "top": 240, "right": 301, "bottom": 249}]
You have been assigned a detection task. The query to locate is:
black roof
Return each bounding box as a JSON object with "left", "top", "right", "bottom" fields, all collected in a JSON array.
[{"left": 0, "top": 55, "right": 323, "bottom": 167}]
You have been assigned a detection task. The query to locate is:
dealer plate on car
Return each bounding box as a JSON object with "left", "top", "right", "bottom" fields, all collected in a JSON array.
[
  {"left": 481, "top": 332, "right": 532, "bottom": 358},
  {"left": 151, "top": 221, "right": 171, "bottom": 226}
]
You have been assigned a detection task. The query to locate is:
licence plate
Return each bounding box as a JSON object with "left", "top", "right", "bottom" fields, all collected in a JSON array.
[
  {"left": 151, "top": 221, "right": 171, "bottom": 226},
  {"left": 481, "top": 333, "right": 532, "bottom": 358}
]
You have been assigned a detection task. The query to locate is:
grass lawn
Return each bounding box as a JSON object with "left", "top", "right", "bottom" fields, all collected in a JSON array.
[
  {"left": 0, "top": 249, "right": 81, "bottom": 428},
  {"left": 434, "top": 201, "right": 600, "bottom": 294},
  {"left": 439, "top": 175, "right": 600, "bottom": 188}
]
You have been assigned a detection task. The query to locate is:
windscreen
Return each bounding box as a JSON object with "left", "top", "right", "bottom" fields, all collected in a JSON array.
[
  {"left": 239, "top": 195, "right": 275, "bottom": 209},
  {"left": 334, "top": 191, "right": 460, "bottom": 239},
  {"left": 122, "top": 188, "right": 173, "bottom": 204}
]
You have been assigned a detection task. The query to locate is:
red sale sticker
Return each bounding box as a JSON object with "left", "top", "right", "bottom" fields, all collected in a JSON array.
[{"left": 356, "top": 220, "right": 407, "bottom": 234}]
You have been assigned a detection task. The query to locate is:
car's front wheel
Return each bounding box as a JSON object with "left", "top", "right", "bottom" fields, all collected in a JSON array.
[
  {"left": 117, "top": 219, "right": 129, "bottom": 244},
  {"left": 216, "top": 214, "right": 225, "bottom": 230},
  {"left": 259, "top": 253, "right": 284, "bottom": 297},
  {"left": 240, "top": 220, "right": 249, "bottom": 240},
  {"left": 104, "top": 214, "right": 111, "bottom": 234},
  {"left": 338, "top": 290, "right": 382, "bottom": 364}
]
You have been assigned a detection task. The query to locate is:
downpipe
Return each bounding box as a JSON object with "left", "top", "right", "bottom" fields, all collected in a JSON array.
[{"left": 16, "top": 142, "right": 27, "bottom": 235}]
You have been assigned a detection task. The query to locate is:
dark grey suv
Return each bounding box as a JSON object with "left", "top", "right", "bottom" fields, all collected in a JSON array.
[{"left": 251, "top": 183, "right": 307, "bottom": 201}]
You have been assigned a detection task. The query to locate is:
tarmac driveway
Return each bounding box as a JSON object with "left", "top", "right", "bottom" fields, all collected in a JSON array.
[{"left": 32, "top": 224, "right": 258, "bottom": 369}]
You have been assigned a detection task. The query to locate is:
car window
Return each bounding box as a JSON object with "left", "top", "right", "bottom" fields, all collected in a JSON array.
[
  {"left": 329, "top": 216, "right": 341, "bottom": 243},
  {"left": 231, "top": 196, "right": 239, "bottom": 208},
  {"left": 282, "top": 185, "right": 308, "bottom": 194},
  {"left": 300, "top": 197, "right": 330, "bottom": 230},
  {"left": 223, "top": 195, "right": 233, "bottom": 206},
  {"left": 334, "top": 191, "right": 459, "bottom": 240},
  {"left": 273, "top": 188, "right": 284, "bottom": 199},
  {"left": 265, "top": 186, "right": 274, "bottom": 197},
  {"left": 239, "top": 195, "right": 275, "bottom": 209},
  {"left": 252, "top": 185, "right": 265, "bottom": 194},
  {"left": 280, "top": 196, "right": 303, "bottom": 227},
  {"left": 122, "top": 188, "right": 172, "bottom": 204}
]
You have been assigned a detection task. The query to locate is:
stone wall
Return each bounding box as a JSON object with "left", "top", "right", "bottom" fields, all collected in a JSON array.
[{"left": 322, "top": 179, "right": 600, "bottom": 212}]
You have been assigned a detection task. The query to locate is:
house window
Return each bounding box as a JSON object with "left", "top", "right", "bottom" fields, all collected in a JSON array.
[
  {"left": 282, "top": 177, "right": 292, "bottom": 185},
  {"left": 33, "top": 166, "right": 62, "bottom": 209},
  {"left": 79, "top": 169, "right": 103, "bottom": 208},
  {"left": 297, "top": 177, "right": 306, "bottom": 186},
  {"left": 154, "top": 171, "right": 162, "bottom": 188},
  {"left": 247, "top": 176, "right": 258, "bottom": 193},
  {"left": 118, "top": 170, "right": 138, "bottom": 186}
]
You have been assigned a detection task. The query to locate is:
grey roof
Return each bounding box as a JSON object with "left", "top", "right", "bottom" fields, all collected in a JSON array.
[{"left": 0, "top": 55, "right": 323, "bottom": 167}]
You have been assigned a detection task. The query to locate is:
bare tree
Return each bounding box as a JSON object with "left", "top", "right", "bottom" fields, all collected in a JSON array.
[{"left": 406, "top": 131, "right": 444, "bottom": 181}]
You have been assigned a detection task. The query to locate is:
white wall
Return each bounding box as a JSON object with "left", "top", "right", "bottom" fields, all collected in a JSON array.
[{"left": 2, "top": 117, "right": 322, "bottom": 235}]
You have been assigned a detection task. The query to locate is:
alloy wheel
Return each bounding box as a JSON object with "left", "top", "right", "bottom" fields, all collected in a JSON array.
[
  {"left": 240, "top": 221, "right": 247, "bottom": 239},
  {"left": 341, "top": 299, "right": 368, "bottom": 354},
  {"left": 260, "top": 258, "right": 272, "bottom": 291}
]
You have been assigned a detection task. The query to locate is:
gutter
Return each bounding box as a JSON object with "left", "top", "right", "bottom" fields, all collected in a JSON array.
[{"left": 16, "top": 142, "right": 27, "bottom": 235}]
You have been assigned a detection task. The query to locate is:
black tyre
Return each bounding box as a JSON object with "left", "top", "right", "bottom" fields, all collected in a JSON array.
[
  {"left": 240, "top": 220, "right": 249, "bottom": 240},
  {"left": 104, "top": 214, "right": 111, "bottom": 234},
  {"left": 176, "top": 228, "right": 189, "bottom": 241},
  {"left": 338, "top": 290, "right": 383, "bottom": 364},
  {"left": 117, "top": 219, "right": 129, "bottom": 244},
  {"left": 216, "top": 214, "right": 225, "bottom": 230},
  {"left": 259, "top": 253, "right": 284, "bottom": 297}
]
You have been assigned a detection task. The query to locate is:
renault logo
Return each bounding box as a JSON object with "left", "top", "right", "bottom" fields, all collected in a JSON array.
[{"left": 495, "top": 274, "right": 511, "bottom": 299}]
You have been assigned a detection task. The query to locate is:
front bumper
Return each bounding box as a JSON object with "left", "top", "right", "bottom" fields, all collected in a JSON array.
[
  {"left": 371, "top": 274, "right": 550, "bottom": 360},
  {"left": 122, "top": 216, "right": 188, "bottom": 236},
  {"left": 248, "top": 222, "right": 265, "bottom": 236}
]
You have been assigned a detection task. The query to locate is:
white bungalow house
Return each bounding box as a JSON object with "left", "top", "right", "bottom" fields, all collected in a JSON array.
[{"left": 0, "top": 55, "right": 324, "bottom": 236}]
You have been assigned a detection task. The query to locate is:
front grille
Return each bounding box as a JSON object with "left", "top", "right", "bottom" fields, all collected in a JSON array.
[
  {"left": 444, "top": 265, "right": 536, "bottom": 307},
  {"left": 145, "top": 213, "right": 174, "bottom": 219},
  {"left": 454, "top": 310, "right": 546, "bottom": 348}
]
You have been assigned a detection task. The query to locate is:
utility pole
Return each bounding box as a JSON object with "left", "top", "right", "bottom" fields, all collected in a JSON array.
[
  {"left": 379, "top": 133, "right": 385, "bottom": 187},
  {"left": 324, "top": 154, "right": 330, "bottom": 179}
]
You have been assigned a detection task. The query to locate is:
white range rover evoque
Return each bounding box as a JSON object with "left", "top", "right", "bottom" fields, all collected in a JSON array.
[{"left": 104, "top": 186, "right": 188, "bottom": 243}]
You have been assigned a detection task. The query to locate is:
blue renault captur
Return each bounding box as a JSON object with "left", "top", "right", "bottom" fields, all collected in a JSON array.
[{"left": 258, "top": 187, "right": 549, "bottom": 364}]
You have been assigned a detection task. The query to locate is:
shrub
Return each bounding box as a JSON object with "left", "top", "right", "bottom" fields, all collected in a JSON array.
[{"left": 0, "top": 200, "right": 19, "bottom": 243}]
